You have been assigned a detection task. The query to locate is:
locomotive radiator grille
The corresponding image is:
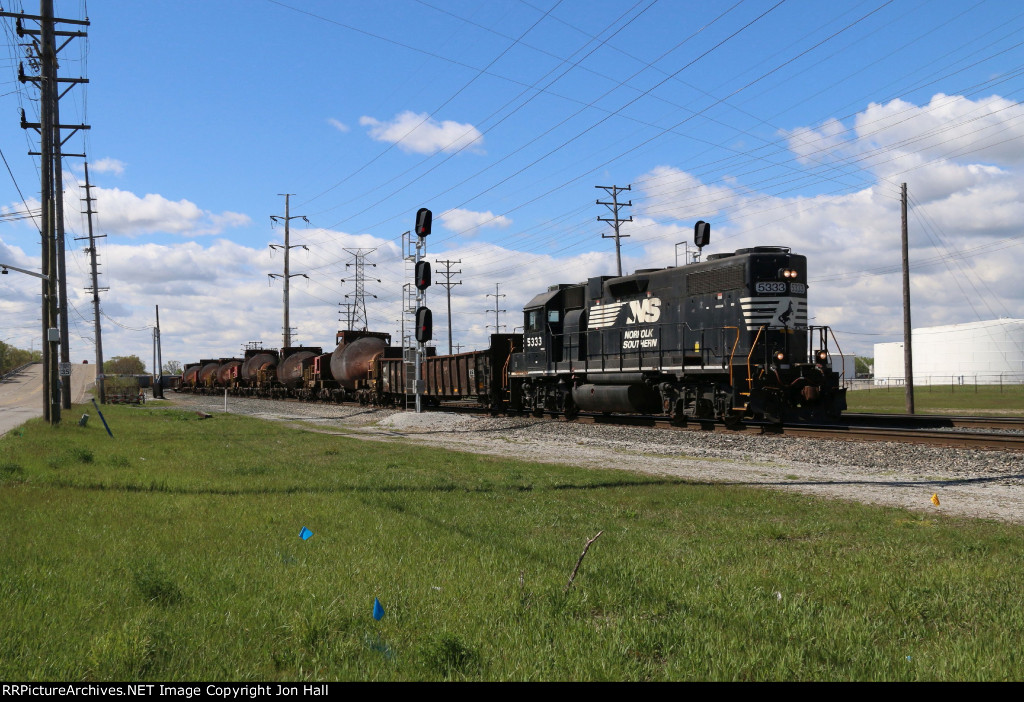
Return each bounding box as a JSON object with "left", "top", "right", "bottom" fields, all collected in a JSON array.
[{"left": 686, "top": 265, "right": 745, "bottom": 296}]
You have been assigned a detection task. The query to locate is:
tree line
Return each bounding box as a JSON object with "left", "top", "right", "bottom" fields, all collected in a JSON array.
[{"left": 0, "top": 341, "right": 42, "bottom": 374}]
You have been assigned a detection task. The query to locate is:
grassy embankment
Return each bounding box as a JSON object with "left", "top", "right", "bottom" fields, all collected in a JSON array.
[
  {"left": 846, "top": 384, "right": 1023, "bottom": 415},
  {"left": 2, "top": 403, "right": 1023, "bottom": 681}
]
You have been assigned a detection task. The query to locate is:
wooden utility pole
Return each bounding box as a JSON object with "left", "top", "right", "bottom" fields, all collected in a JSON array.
[
  {"left": 435, "top": 258, "right": 461, "bottom": 354},
  {"left": 596, "top": 184, "right": 633, "bottom": 277},
  {"left": 269, "top": 194, "right": 308, "bottom": 349},
  {"left": 901, "top": 183, "right": 915, "bottom": 414},
  {"left": 154, "top": 305, "right": 163, "bottom": 399},
  {"left": 39, "top": 0, "right": 58, "bottom": 424},
  {"left": 77, "top": 162, "right": 106, "bottom": 403}
]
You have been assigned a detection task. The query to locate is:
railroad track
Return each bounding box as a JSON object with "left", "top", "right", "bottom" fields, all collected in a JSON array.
[
  {"left": 842, "top": 413, "right": 1024, "bottom": 432},
  {"left": 764, "top": 423, "right": 1024, "bottom": 452},
  {"left": 575, "top": 412, "right": 1024, "bottom": 452}
]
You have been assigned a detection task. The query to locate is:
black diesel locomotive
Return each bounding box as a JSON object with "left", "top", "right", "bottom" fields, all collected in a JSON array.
[{"left": 508, "top": 243, "right": 846, "bottom": 424}]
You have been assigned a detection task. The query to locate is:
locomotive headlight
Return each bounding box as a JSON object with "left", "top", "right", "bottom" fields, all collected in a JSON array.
[
  {"left": 816, "top": 350, "right": 829, "bottom": 363},
  {"left": 777, "top": 268, "right": 798, "bottom": 279},
  {"left": 775, "top": 351, "right": 786, "bottom": 362}
]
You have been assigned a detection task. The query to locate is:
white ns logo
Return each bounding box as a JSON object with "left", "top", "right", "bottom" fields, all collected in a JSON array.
[{"left": 627, "top": 298, "right": 661, "bottom": 324}]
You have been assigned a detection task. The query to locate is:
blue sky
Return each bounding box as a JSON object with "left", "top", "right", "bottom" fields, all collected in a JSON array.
[{"left": 2, "top": 0, "right": 1023, "bottom": 368}]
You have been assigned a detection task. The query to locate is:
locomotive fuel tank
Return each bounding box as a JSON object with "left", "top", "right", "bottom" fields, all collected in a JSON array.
[{"left": 571, "top": 383, "right": 661, "bottom": 414}]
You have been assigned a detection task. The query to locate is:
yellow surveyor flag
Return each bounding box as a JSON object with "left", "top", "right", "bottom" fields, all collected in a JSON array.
[{"left": 931, "top": 494, "right": 940, "bottom": 506}]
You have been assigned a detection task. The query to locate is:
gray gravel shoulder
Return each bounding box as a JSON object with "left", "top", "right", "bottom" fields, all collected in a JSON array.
[{"left": 159, "top": 392, "right": 1024, "bottom": 524}]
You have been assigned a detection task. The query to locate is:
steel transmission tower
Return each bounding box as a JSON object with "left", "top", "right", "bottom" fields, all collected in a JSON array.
[
  {"left": 341, "top": 248, "right": 379, "bottom": 331},
  {"left": 268, "top": 194, "right": 308, "bottom": 349}
]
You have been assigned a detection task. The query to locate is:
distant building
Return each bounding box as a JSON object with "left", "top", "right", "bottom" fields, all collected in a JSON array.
[
  {"left": 828, "top": 354, "right": 858, "bottom": 382},
  {"left": 873, "top": 319, "right": 1024, "bottom": 385}
]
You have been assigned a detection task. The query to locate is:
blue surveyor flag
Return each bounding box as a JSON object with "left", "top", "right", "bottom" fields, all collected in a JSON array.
[
  {"left": 299, "top": 527, "right": 313, "bottom": 540},
  {"left": 373, "top": 598, "right": 385, "bottom": 621}
]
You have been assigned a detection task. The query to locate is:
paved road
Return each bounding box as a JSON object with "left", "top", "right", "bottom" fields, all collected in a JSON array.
[{"left": 0, "top": 363, "right": 95, "bottom": 435}]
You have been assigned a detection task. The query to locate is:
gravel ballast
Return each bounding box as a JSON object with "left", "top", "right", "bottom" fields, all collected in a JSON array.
[{"left": 160, "top": 393, "right": 1024, "bottom": 524}]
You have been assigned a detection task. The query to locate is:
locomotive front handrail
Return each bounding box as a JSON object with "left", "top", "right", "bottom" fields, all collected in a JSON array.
[
  {"left": 827, "top": 326, "right": 846, "bottom": 379},
  {"left": 725, "top": 326, "right": 740, "bottom": 388},
  {"left": 747, "top": 325, "right": 766, "bottom": 386}
]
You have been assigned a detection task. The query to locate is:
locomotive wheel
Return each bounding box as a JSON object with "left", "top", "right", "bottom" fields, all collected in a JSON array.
[
  {"left": 695, "top": 398, "right": 714, "bottom": 420},
  {"left": 669, "top": 399, "right": 687, "bottom": 427},
  {"left": 722, "top": 410, "right": 744, "bottom": 430}
]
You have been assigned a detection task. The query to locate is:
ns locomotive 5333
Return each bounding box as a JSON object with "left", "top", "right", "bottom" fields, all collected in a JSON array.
[{"left": 509, "top": 243, "right": 846, "bottom": 424}]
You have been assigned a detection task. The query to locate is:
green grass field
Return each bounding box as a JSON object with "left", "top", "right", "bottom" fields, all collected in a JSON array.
[
  {"left": 2, "top": 403, "right": 1024, "bottom": 681},
  {"left": 846, "top": 384, "right": 1024, "bottom": 415}
]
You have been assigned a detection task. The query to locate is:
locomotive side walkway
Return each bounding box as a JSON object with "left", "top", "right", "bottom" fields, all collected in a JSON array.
[{"left": 159, "top": 392, "right": 1024, "bottom": 526}]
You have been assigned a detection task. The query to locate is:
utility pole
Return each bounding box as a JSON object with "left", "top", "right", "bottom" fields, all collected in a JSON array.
[
  {"left": 153, "top": 305, "right": 163, "bottom": 399},
  {"left": 435, "top": 258, "right": 461, "bottom": 354},
  {"left": 268, "top": 194, "right": 308, "bottom": 349},
  {"left": 341, "top": 248, "right": 379, "bottom": 331},
  {"left": 485, "top": 283, "right": 506, "bottom": 333},
  {"left": 596, "top": 184, "right": 633, "bottom": 277},
  {"left": 76, "top": 162, "right": 106, "bottom": 403},
  {"left": 338, "top": 302, "right": 354, "bottom": 332},
  {"left": 901, "top": 183, "right": 915, "bottom": 414},
  {"left": 6, "top": 1, "right": 90, "bottom": 420}
]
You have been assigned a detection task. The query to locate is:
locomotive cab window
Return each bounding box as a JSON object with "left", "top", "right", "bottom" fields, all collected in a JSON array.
[
  {"left": 547, "top": 310, "right": 560, "bottom": 323},
  {"left": 526, "top": 309, "right": 542, "bottom": 332}
]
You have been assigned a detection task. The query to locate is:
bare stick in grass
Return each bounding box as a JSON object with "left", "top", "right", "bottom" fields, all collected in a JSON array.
[{"left": 564, "top": 530, "right": 603, "bottom": 592}]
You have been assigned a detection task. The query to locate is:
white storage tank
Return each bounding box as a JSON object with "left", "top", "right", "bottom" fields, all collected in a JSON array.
[{"left": 873, "top": 319, "right": 1024, "bottom": 385}]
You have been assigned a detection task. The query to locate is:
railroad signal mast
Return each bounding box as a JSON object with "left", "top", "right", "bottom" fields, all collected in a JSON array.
[{"left": 411, "top": 208, "right": 433, "bottom": 414}]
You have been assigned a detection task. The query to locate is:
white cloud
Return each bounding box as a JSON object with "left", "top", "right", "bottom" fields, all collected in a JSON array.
[
  {"left": 635, "top": 165, "right": 739, "bottom": 221},
  {"left": 327, "top": 118, "right": 350, "bottom": 133},
  {"left": 61, "top": 185, "right": 250, "bottom": 238},
  {"left": 90, "top": 158, "right": 126, "bottom": 176},
  {"left": 438, "top": 208, "right": 511, "bottom": 235},
  {"left": 854, "top": 94, "right": 1024, "bottom": 168},
  {"left": 359, "top": 111, "right": 484, "bottom": 155},
  {"left": 785, "top": 118, "right": 849, "bottom": 164}
]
